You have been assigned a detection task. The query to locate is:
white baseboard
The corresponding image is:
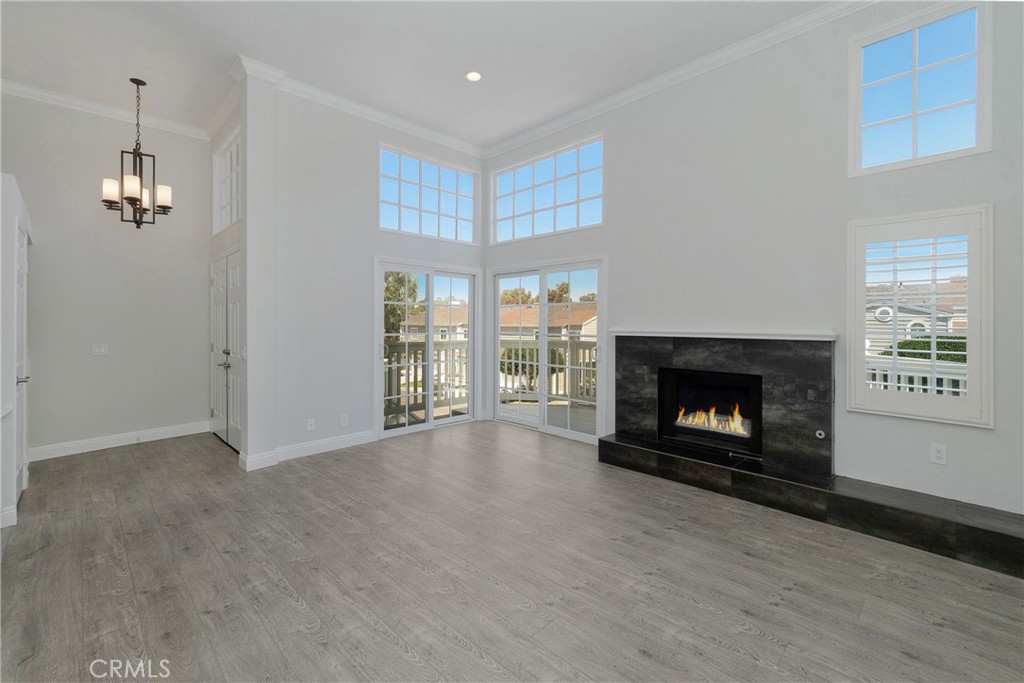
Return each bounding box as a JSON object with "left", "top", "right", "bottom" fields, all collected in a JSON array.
[
  {"left": 29, "top": 420, "right": 212, "bottom": 462},
  {"left": 1, "top": 505, "right": 17, "bottom": 528},
  {"left": 240, "top": 430, "right": 376, "bottom": 472}
]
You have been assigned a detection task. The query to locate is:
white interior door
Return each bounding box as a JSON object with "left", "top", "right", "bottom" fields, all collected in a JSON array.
[
  {"left": 210, "top": 256, "right": 228, "bottom": 442},
  {"left": 15, "top": 224, "right": 29, "bottom": 493},
  {"left": 226, "top": 251, "right": 243, "bottom": 449}
]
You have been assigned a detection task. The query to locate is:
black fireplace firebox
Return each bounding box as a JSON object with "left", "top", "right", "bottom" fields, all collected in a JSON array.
[{"left": 658, "top": 368, "right": 762, "bottom": 457}]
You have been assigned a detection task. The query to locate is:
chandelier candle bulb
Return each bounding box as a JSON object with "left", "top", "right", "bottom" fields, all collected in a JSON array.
[
  {"left": 155, "top": 184, "right": 172, "bottom": 210},
  {"left": 101, "top": 178, "right": 120, "bottom": 206},
  {"left": 123, "top": 174, "right": 141, "bottom": 202}
]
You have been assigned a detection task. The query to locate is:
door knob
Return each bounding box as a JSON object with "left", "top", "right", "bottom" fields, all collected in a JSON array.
[
  {"left": 217, "top": 362, "right": 231, "bottom": 369},
  {"left": 16, "top": 376, "right": 30, "bottom": 385}
]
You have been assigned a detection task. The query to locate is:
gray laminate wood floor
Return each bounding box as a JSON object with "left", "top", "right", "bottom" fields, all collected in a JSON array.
[{"left": 2, "top": 421, "right": 1022, "bottom": 682}]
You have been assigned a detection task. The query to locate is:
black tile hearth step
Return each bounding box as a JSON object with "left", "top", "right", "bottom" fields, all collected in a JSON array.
[{"left": 598, "top": 434, "right": 1024, "bottom": 578}]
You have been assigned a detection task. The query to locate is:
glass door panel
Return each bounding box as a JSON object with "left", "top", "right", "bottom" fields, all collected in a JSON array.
[
  {"left": 544, "top": 268, "right": 598, "bottom": 436},
  {"left": 497, "top": 274, "right": 541, "bottom": 425},
  {"left": 383, "top": 271, "right": 428, "bottom": 431},
  {"left": 433, "top": 275, "right": 472, "bottom": 421}
]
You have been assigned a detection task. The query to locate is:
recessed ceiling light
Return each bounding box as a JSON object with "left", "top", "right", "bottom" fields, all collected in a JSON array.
[{"left": 464, "top": 71, "right": 482, "bottom": 83}]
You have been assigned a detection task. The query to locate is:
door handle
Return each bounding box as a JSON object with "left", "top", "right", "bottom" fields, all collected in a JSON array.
[
  {"left": 16, "top": 376, "right": 30, "bottom": 385},
  {"left": 222, "top": 348, "right": 231, "bottom": 355},
  {"left": 217, "top": 362, "right": 231, "bottom": 369}
]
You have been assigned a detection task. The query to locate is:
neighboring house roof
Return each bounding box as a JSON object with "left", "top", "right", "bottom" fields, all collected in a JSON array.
[
  {"left": 500, "top": 303, "right": 597, "bottom": 330},
  {"left": 405, "top": 306, "right": 470, "bottom": 328},
  {"left": 404, "top": 302, "right": 598, "bottom": 331},
  {"left": 866, "top": 300, "right": 954, "bottom": 318},
  {"left": 865, "top": 276, "right": 967, "bottom": 312}
]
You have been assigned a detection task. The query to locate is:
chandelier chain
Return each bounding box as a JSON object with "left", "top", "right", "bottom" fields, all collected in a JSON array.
[{"left": 135, "top": 82, "right": 142, "bottom": 151}]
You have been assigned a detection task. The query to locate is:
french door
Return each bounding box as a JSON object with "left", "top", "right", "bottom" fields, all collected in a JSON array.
[
  {"left": 380, "top": 267, "right": 474, "bottom": 435},
  {"left": 496, "top": 266, "right": 599, "bottom": 438}
]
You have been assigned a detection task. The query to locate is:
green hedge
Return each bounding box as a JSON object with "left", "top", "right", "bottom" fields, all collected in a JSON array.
[{"left": 879, "top": 336, "right": 966, "bottom": 363}]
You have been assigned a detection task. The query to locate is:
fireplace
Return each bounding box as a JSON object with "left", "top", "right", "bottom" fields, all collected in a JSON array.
[{"left": 659, "top": 368, "right": 762, "bottom": 457}]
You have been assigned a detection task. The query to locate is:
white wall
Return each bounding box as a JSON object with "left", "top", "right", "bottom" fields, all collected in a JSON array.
[
  {"left": 1, "top": 95, "right": 213, "bottom": 450},
  {"left": 257, "top": 88, "right": 483, "bottom": 451},
  {"left": 484, "top": 2, "right": 1024, "bottom": 513}
]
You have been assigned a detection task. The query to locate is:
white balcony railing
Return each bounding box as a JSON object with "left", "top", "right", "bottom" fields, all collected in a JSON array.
[{"left": 865, "top": 353, "right": 967, "bottom": 395}]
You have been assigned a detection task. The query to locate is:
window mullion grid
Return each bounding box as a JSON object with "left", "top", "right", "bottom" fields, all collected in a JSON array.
[
  {"left": 862, "top": 112, "right": 914, "bottom": 132},
  {"left": 576, "top": 169, "right": 582, "bottom": 228},
  {"left": 911, "top": 27, "right": 919, "bottom": 160}
]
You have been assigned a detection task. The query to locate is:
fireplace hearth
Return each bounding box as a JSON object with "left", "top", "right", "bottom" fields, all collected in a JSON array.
[{"left": 599, "top": 333, "right": 1023, "bottom": 578}]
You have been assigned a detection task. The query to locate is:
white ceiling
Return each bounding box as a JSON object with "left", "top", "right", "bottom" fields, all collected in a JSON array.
[{"left": 1, "top": 1, "right": 826, "bottom": 149}]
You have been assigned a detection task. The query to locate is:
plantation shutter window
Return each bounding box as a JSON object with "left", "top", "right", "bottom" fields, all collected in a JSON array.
[{"left": 848, "top": 205, "right": 991, "bottom": 427}]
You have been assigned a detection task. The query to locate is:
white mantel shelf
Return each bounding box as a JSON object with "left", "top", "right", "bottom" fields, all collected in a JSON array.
[{"left": 607, "top": 329, "right": 839, "bottom": 342}]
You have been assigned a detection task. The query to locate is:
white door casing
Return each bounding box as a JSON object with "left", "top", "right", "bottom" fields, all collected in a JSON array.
[{"left": 226, "top": 251, "right": 243, "bottom": 449}]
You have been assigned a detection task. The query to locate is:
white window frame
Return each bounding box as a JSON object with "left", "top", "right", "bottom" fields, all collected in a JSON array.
[
  {"left": 492, "top": 137, "right": 604, "bottom": 243},
  {"left": 213, "top": 128, "right": 242, "bottom": 235},
  {"left": 847, "top": 204, "right": 993, "bottom": 427},
  {"left": 848, "top": 3, "right": 992, "bottom": 177},
  {"left": 378, "top": 145, "right": 478, "bottom": 244}
]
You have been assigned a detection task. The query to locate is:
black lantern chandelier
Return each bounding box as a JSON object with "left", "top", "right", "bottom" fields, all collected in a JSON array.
[{"left": 101, "top": 78, "right": 173, "bottom": 228}]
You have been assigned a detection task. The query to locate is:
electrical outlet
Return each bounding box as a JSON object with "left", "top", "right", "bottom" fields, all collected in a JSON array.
[
  {"left": 92, "top": 343, "right": 109, "bottom": 356},
  {"left": 306, "top": 418, "right": 315, "bottom": 431},
  {"left": 340, "top": 414, "right": 349, "bottom": 428},
  {"left": 930, "top": 442, "right": 948, "bottom": 465}
]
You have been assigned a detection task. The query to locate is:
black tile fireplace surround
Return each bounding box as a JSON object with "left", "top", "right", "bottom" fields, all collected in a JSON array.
[
  {"left": 613, "top": 335, "right": 834, "bottom": 486},
  {"left": 600, "top": 335, "right": 1023, "bottom": 577}
]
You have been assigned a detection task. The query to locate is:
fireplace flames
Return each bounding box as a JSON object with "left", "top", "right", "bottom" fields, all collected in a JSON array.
[{"left": 676, "top": 403, "right": 750, "bottom": 437}]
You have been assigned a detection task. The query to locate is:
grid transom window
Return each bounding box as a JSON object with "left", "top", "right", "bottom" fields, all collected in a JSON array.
[
  {"left": 380, "top": 148, "right": 474, "bottom": 243},
  {"left": 494, "top": 140, "right": 603, "bottom": 242},
  {"left": 854, "top": 7, "right": 986, "bottom": 172},
  {"left": 848, "top": 205, "right": 991, "bottom": 427},
  {"left": 215, "top": 132, "right": 241, "bottom": 235}
]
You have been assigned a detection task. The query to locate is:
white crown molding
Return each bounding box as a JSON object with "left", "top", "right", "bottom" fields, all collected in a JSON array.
[
  {"left": 276, "top": 77, "right": 482, "bottom": 158},
  {"left": 1, "top": 79, "right": 210, "bottom": 141},
  {"left": 3, "top": 2, "right": 874, "bottom": 159},
  {"left": 230, "top": 55, "right": 288, "bottom": 85},
  {"left": 482, "top": 0, "right": 877, "bottom": 158}
]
